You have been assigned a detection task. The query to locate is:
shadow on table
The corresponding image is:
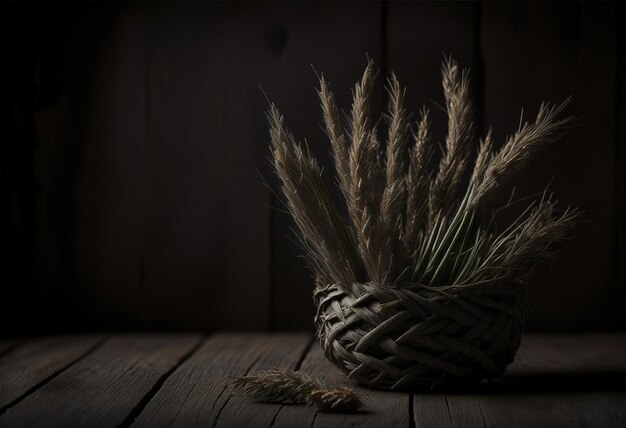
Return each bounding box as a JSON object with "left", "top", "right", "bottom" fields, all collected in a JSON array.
[{"left": 442, "top": 370, "right": 626, "bottom": 395}]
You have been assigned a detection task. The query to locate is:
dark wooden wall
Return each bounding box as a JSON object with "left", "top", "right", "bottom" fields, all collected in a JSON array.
[{"left": 1, "top": 1, "right": 624, "bottom": 334}]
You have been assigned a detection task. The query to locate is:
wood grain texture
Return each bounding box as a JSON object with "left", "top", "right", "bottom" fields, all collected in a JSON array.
[
  {"left": 140, "top": 3, "right": 273, "bottom": 330},
  {"left": 70, "top": 4, "right": 150, "bottom": 330},
  {"left": 617, "top": 1, "right": 626, "bottom": 323},
  {"left": 0, "top": 333, "right": 622, "bottom": 427},
  {"left": 0, "top": 2, "right": 623, "bottom": 333},
  {"left": 0, "top": 339, "right": 25, "bottom": 358},
  {"left": 0, "top": 4, "right": 146, "bottom": 333},
  {"left": 131, "top": 333, "right": 311, "bottom": 427},
  {"left": 11, "top": 2, "right": 276, "bottom": 332},
  {"left": 272, "top": 341, "right": 410, "bottom": 428},
  {"left": 0, "top": 334, "right": 201, "bottom": 428},
  {"left": 262, "top": 2, "right": 384, "bottom": 330},
  {"left": 413, "top": 333, "right": 626, "bottom": 428},
  {"left": 481, "top": 1, "right": 622, "bottom": 330},
  {"left": 508, "top": 333, "right": 625, "bottom": 375},
  {"left": 0, "top": 335, "right": 103, "bottom": 411}
]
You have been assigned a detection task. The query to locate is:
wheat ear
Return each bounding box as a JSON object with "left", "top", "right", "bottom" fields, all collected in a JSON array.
[
  {"left": 404, "top": 107, "right": 434, "bottom": 257},
  {"left": 428, "top": 57, "right": 473, "bottom": 228},
  {"left": 345, "top": 61, "right": 389, "bottom": 284},
  {"left": 269, "top": 105, "right": 361, "bottom": 286},
  {"left": 229, "top": 369, "right": 364, "bottom": 412}
]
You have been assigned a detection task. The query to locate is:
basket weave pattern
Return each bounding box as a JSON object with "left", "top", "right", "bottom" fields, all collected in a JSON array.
[{"left": 314, "top": 280, "right": 527, "bottom": 390}]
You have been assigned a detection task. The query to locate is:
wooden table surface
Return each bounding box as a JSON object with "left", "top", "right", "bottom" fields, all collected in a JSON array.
[{"left": 0, "top": 333, "right": 623, "bottom": 428}]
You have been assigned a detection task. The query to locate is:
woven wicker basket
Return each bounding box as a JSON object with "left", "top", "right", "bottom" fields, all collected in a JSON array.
[
  {"left": 314, "top": 280, "right": 528, "bottom": 390},
  {"left": 268, "top": 58, "right": 575, "bottom": 391}
]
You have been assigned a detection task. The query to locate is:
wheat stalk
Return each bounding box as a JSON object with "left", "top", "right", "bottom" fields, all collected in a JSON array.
[
  {"left": 268, "top": 57, "right": 578, "bottom": 292},
  {"left": 229, "top": 369, "right": 364, "bottom": 412},
  {"left": 379, "top": 73, "right": 410, "bottom": 279},
  {"left": 428, "top": 57, "right": 473, "bottom": 228},
  {"left": 469, "top": 101, "right": 572, "bottom": 210},
  {"left": 269, "top": 105, "right": 362, "bottom": 286},
  {"left": 345, "top": 61, "right": 391, "bottom": 284},
  {"left": 405, "top": 107, "right": 434, "bottom": 257},
  {"left": 318, "top": 76, "right": 350, "bottom": 199}
]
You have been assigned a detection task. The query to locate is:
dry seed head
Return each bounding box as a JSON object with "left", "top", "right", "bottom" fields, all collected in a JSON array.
[
  {"left": 229, "top": 369, "right": 364, "bottom": 413},
  {"left": 306, "top": 387, "right": 364, "bottom": 412},
  {"left": 269, "top": 57, "right": 577, "bottom": 293}
]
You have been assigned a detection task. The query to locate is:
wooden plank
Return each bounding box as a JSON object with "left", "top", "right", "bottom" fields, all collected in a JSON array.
[
  {"left": 413, "top": 333, "right": 626, "bottom": 428},
  {"left": 140, "top": 2, "right": 275, "bottom": 330},
  {"left": 272, "top": 341, "right": 410, "bottom": 428},
  {"left": 0, "top": 335, "right": 102, "bottom": 411},
  {"left": 23, "top": 5, "right": 127, "bottom": 332},
  {"left": 0, "top": 333, "right": 622, "bottom": 427},
  {"left": 214, "top": 334, "right": 312, "bottom": 428},
  {"left": 69, "top": 4, "right": 149, "bottom": 330},
  {"left": 0, "top": 339, "right": 25, "bottom": 358},
  {"left": 15, "top": 2, "right": 277, "bottom": 331},
  {"left": 508, "top": 333, "right": 625, "bottom": 375},
  {"left": 415, "top": 385, "right": 624, "bottom": 428},
  {"left": 481, "top": 1, "right": 621, "bottom": 330},
  {"left": 616, "top": 0, "right": 626, "bottom": 328},
  {"left": 0, "top": 2, "right": 43, "bottom": 334},
  {"left": 0, "top": 334, "right": 201, "bottom": 427},
  {"left": 131, "top": 333, "right": 311, "bottom": 427}
]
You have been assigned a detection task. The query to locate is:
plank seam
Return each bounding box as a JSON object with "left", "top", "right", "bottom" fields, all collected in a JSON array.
[
  {"left": 409, "top": 393, "right": 416, "bottom": 428},
  {"left": 120, "top": 334, "right": 206, "bottom": 428},
  {"left": 268, "top": 335, "right": 315, "bottom": 427},
  {"left": 207, "top": 347, "right": 263, "bottom": 421},
  {"left": 267, "top": 405, "right": 282, "bottom": 428},
  {"left": 294, "top": 335, "right": 316, "bottom": 374},
  {"left": 615, "top": 0, "right": 626, "bottom": 326},
  {"left": 168, "top": 379, "right": 197, "bottom": 425},
  {"left": 476, "top": 397, "right": 487, "bottom": 427},
  {"left": 212, "top": 395, "right": 234, "bottom": 428},
  {"left": 0, "top": 335, "right": 108, "bottom": 416},
  {"left": 444, "top": 394, "right": 452, "bottom": 421},
  {"left": 212, "top": 353, "right": 263, "bottom": 428},
  {"left": 310, "top": 408, "right": 320, "bottom": 428}
]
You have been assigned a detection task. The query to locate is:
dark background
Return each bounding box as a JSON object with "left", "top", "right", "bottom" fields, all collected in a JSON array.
[{"left": 1, "top": 1, "right": 624, "bottom": 334}]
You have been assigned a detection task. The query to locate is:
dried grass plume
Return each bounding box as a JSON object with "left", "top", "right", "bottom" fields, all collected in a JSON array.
[
  {"left": 269, "top": 57, "right": 578, "bottom": 290},
  {"left": 229, "top": 369, "right": 364, "bottom": 412}
]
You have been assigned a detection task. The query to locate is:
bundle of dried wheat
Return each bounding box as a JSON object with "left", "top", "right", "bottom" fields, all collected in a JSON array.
[
  {"left": 269, "top": 58, "right": 578, "bottom": 390},
  {"left": 229, "top": 369, "right": 363, "bottom": 412}
]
